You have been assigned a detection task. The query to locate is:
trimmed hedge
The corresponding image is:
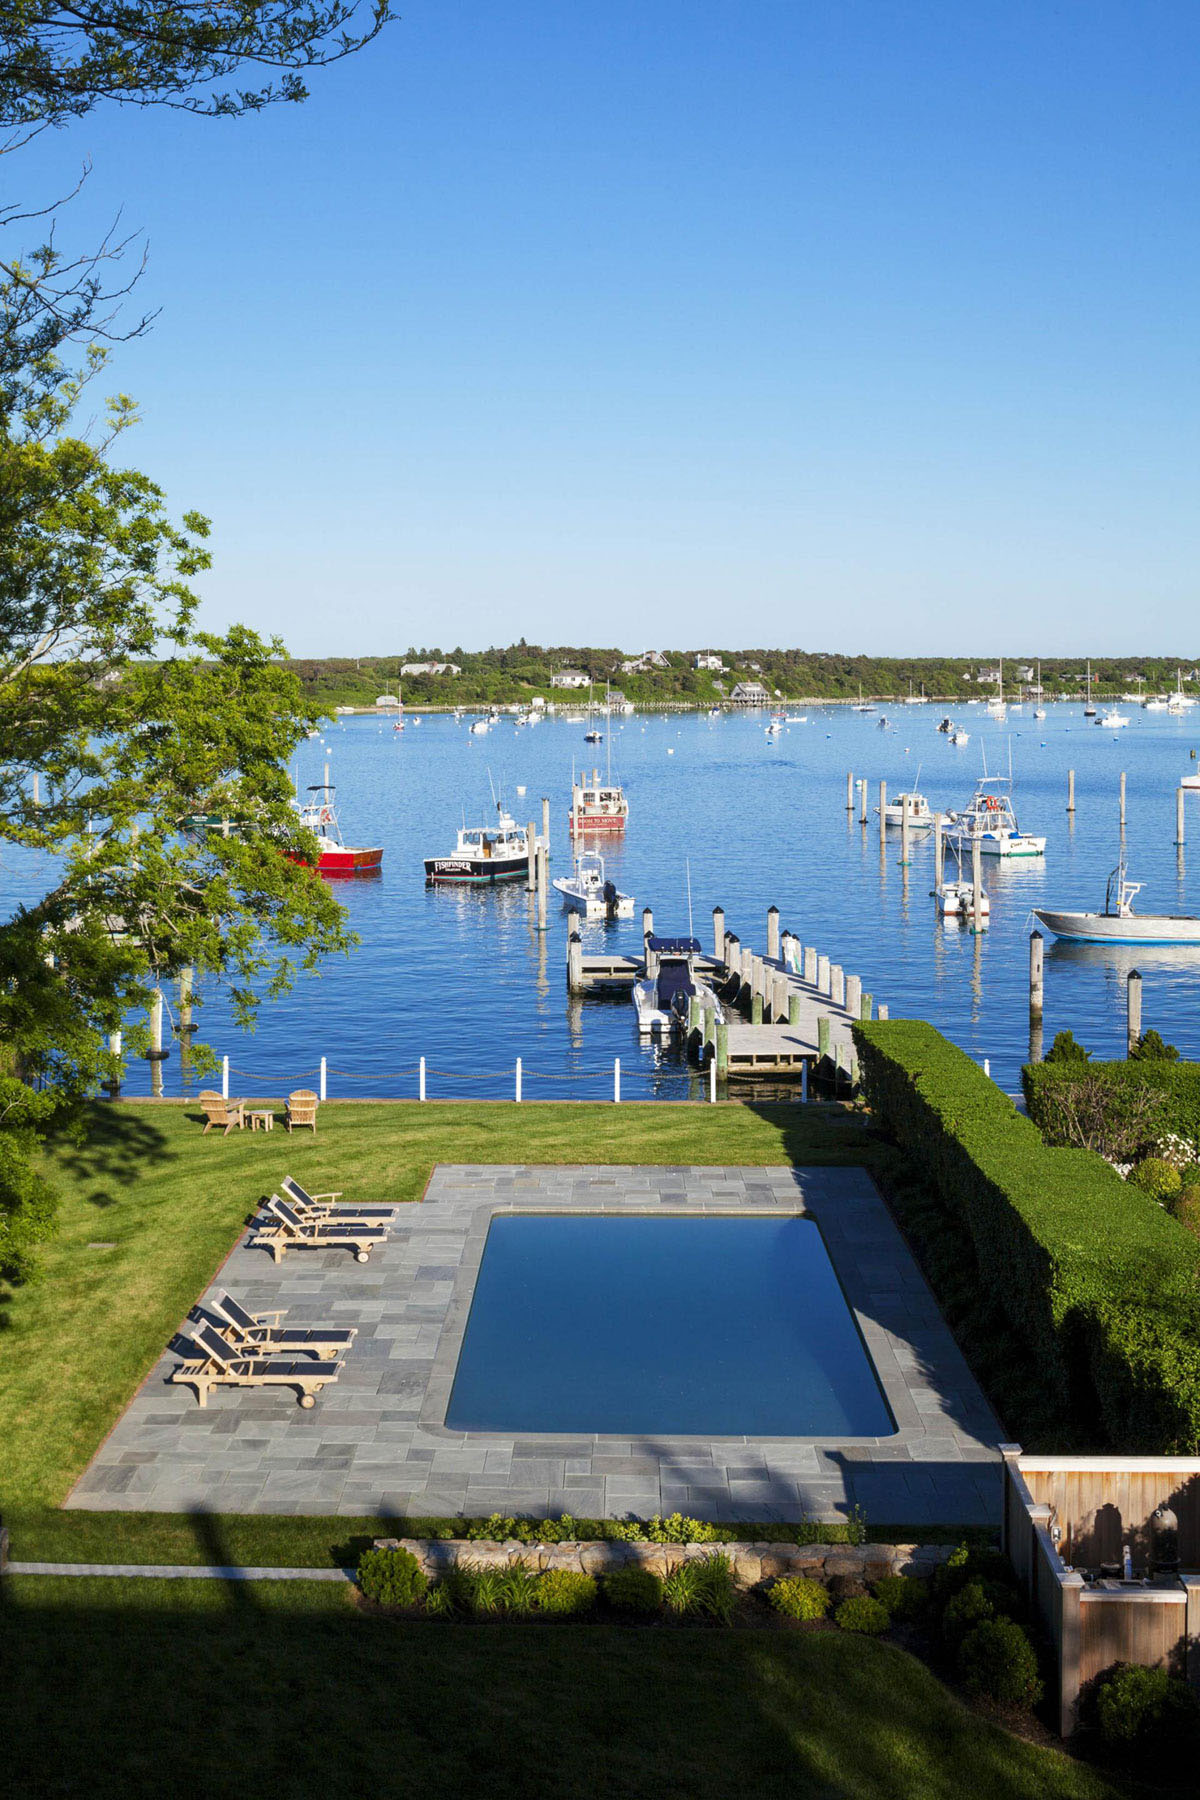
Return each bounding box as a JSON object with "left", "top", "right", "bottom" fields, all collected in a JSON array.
[{"left": 854, "top": 1021, "right": 1200, "bottom": 1450}]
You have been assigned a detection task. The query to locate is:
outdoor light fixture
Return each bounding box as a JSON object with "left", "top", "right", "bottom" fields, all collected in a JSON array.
[{"left": 1151, "top": 1504, "right": 1180, "bottom": 1576}]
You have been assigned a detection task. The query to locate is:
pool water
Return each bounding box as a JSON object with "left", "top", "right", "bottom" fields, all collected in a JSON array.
[{"left": 444, "top": 1214, "right": 895, "bottom": 1437}]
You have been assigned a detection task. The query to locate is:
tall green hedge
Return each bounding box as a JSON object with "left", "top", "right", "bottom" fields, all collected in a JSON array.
[
  {"left": 1023, "top": 1059, "right": 1200, "bottom": 1153},
  {"left": 853, "top": 1020, "right": 1200, "bottom": 1451}
]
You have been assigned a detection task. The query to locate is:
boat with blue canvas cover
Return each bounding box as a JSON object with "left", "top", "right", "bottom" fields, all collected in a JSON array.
[{"left": 632, "top": 936, "right": 717, "bottom": 1037}]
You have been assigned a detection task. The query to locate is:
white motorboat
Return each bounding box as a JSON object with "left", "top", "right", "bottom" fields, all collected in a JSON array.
[
  {"left": 1181, "top": 771, "right": 1200, "bottom": 790},
  {"left": 951, "top": 728, "right": 970, "bottom": 745},
  {"left": 1144, "top": 696, "right": 1169, "bottom": 712},
  {"left": 785, "top": 714, "right": 808, "bottom": 723},
  {"left": 944, "top": 774, "right": 1046, "bottom": 858},
  {"left": 934, "top": 878, "right": 990, "bottom": 923},
  {"left": 552, "top": 850, "right": 634, "bottom": 920},
  {"left": 877, "top": 789, "right": 948, "bottom": 830},
  {"left": 424, "top": 803, "right": 540, "bottom": 884},
  {"left": 632, "top": 936, "right": 718, "bottom": 1037},
  {"left": 1098, "top": 709, "right": 1130, "bottom": 728},
  {"left": 469, "top": 719, "right": 489, "bottom": 735},
  {"left": 1034, "top": 859, "right": 1200, "bottom": 945}
]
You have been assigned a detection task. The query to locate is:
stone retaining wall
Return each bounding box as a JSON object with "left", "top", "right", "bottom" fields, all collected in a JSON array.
[{"left": 375, "top": 1538, "right": 957, "bottom": 1586}]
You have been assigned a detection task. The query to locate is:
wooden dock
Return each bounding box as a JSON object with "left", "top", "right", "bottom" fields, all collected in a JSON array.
[{"left": 566, "top": 902, "right": 884, "bottom": 1088}]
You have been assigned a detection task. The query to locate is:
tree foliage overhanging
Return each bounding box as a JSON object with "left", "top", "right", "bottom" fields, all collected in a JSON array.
[{"left": 0, "top": 0, "right": 389, "bottom": 1280}]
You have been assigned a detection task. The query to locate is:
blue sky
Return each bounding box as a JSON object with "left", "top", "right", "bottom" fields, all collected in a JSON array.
[{"left": 12, "top": 1, "right": 1200, "bottom": 654}]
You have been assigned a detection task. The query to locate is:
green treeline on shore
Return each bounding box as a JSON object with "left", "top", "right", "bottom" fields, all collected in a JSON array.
[{"left": 286, "top": 645, "right": 1200, "bottom": 711}]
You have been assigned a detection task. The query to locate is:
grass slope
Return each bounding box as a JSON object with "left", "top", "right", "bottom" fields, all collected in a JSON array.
[
  {"left": 3, "top": 1099, "right": 873, "bottom": 1560},
  {"left": 1, "top": 1577, "right": 1119, "bottom": 1800}
]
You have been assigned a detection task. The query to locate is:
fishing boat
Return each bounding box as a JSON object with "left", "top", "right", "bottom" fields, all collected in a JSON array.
[
  {"left": 951, "top": 728, "right": 970, "bottom": 745},
  {"left": 1144, "top": 695, "right": 1169, "bottom": 712},
  {"left": 1034, "top": 858, "right": 1200, "bottom": 945},
  {"left": 765, "top": 719, "right": 782, "bottom": 739},
  {"left": 1098, "top": 708, "right": 1130, "bottom": 728},
  {"left": 877, "top": 790, "right": 948, "bottom": 830},
  {"left": 1181, "top": 771, "right": 1200, "bottom": 790},
  {"left": 584, "top": 729, "right": 604, "bottom": 744},
  {"left": 943, "top": 774, "right": 1045, "bottom": 858},
  {"left": 632, "top": 936, "right": 717, "bottom": 1037},
  {"left": 469, "top": 718, "right": 489, "bottom": 735},
  {"left": 552, "top": 849, "right": 634, "bottom": 919},
  {"left": 293, "top": 787, "right": 383, "bottom": 875},
  {"left": 423, "top": 802, "right": 539, "bottom": 884},
  {"left": 569, "top": 769, "right": 628, "bottom": 834}
]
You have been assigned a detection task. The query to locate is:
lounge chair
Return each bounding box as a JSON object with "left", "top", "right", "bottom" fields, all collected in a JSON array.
[
  {"left": 285, "top": 1089, "right": 319, "bottom": 1133},
  {"left": 248, "top": 1196, "right": 387, "bottom": 1264},
  {"left": 206, "top": 1290, "right": 357, "bottom": 1356},
  {"left": 170, "top": 1322, "right": 342, "bottom": 1408},
  {"left": 199, "top": 1091, "right": 245, "bottom": 1136},
  {"left": 281, "top": 1174, "right": 398, "bottom": 1220}
]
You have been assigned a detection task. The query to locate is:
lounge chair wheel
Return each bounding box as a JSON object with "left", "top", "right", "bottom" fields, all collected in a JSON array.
[
  {"left": 355, "top": 1251, "right": 370, "bottom": 1263},
  {"left": 300, "top": 1393, "right": 316, "bottom": 1408}
]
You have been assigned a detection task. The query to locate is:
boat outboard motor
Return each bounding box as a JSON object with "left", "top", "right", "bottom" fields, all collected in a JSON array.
[
  {"left": 1150, "top": 1504, "right": 1180, "bottom": 1576},
  {"left": 603, "top": 880, "right": 617, "bottom": 908}
]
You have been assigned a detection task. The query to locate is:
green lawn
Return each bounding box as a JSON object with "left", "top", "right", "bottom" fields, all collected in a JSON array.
[
  {"left": 4, "top": 1097, "right": 878, "bottom": 1562},
  {"left": 1, "top": 1576, "right": 1120, "bottom": 1800}
]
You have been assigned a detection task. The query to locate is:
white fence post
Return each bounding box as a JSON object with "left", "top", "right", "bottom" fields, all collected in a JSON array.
[
  {"left": 515, "top": 1056, "right": 522, "bottom": 1103},
  {"left": 419, "top": 1056, "right": 426, "bottom": 1102},
  {"left": 709, "top": 1054, "right": 716, "bottom": 1104},
  {"left": 319, "top": 1055, "right": 327, "bottom": 1102},
  {"left": 614, "top": 1057, "right": 621, "bottom": 1104},
  {"left": 221, "top": 1055, "right": 229, "bottom": 1099}
]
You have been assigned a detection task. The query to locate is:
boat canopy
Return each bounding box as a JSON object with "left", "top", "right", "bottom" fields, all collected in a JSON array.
[{"left": 647, "top": 936, "right": 701, "bottom": 954}]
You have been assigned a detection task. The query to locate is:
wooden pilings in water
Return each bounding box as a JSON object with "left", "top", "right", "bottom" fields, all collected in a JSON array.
[
  {"left": 1029, "top": 931, "right": 1044, "bottom": 1024},
  {"left": 846, "top": 769, "right": 855, "bottom": 811},
  {"left": 1127, "top": 969, "right": 1143, "bottom": 1056},
  {"left": 526, "top": 822, "right": 537, "bottom": 892},
  {"left": 1177, "top": 787, "right": 1186, "bottom": 847},
  {"left": 1067, "top": 768, "right": 1075, "bottom": 814},
  {"left": 713, "top": 905, "right": 725, "bottom": 959},
  {"left": 878, "top": 780, "right": 887, "bottom": 846}
]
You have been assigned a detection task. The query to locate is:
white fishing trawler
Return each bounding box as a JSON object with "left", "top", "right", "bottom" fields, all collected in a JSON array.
[
  {"left": 424, "top": 800, "right": 540, "bottom": 884},
  {"left": 1034, "top": 858, "right": 1200, "bottom": 945},
  {"left": 552, "top": 850, "right": 634, "bottom": 920},
  {"left": 944, "top": 773, "right": 1045, "bottom": 858},
  {"left": 877, "top": 788, "right": 948, "bottom": 830}
]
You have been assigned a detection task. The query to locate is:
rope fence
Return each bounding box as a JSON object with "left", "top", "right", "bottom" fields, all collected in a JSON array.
[{"left": 203, "top": 1050, "right": 724, "bottom": 1105}]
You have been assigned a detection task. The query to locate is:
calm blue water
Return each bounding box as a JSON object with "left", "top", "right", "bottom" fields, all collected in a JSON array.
[
  {"left": 6, "top": 700, "right": 1200, "bottom": 1098},
  {"left": 445, "top": 1214, "right": 894, "bottom": 1436}
]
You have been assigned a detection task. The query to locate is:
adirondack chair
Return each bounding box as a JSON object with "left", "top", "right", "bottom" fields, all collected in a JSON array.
[
  {"left": 199, "top": 1091, "right": 245, "bottom": 1136},
  {"left": 285, "top": 1089, "right": 319, "bottom": 1134}
]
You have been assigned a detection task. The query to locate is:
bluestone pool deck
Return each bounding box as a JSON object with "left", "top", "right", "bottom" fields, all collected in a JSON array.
[{"left": 69, "top": 1165, "right": 1004, "bottom": 1524}]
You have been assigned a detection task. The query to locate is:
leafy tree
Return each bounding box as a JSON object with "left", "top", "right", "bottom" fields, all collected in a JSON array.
[{"left": 0, "top": 3, "right": 392, "bottom": 125}]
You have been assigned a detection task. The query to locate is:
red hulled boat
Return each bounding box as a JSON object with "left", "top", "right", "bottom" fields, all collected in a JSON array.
[{"left": 293, "top": 786, "right": 383, "bottom": 876}]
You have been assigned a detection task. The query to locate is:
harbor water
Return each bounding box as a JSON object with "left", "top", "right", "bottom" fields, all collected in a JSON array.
[{"left": 7, "top": 702, "right": 1200, "bottom": 1100}]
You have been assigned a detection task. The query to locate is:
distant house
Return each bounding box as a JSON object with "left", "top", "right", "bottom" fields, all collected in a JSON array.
[
  {"left": 695, "top": 653, "right": 726, "bottom": 672},
  {"left": 551, "top": 669, "right": 591, "bottom": 689},
  {"left": 619, "top": 650, "right": 670, "bottom": 674},
  {"left": 1015, "top": 666, "right": 1035, "bottom": 683},
  {"left": 400, "top": 661, "right": 461, "bottom": 677},
  {"left": 374, "top": 692, "right": 400, "bottom": 706},
  {"left": 746, "top": 661, "right": 762, "bottom": 674},
  {"left": 730, "top": 680, "right": 770, "bottom": 704}
]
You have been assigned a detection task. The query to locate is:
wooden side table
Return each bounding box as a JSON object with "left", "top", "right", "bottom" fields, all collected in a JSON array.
[{"left": 248, "top": 1110, "right": 274, "bottom": 1133}]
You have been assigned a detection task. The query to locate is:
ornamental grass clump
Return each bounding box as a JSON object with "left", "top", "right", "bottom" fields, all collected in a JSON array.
[
  {"left": 602, "top": 1566, "right": 664, "bottom": 1615},
  {"left": 957, "top": 1617, "right": 1043, "bottom": 1709},
  {"left": 833, "top": 1595, "right": 889, "bottom": 1635},
  {"left": 356, "top": 1547, "right": 428, "bottom": 1608},
  {"left": 535, "top": 1570, "right": 597, "bottom": 1615},
  {"left": 767, "top": 1577, "right": 830, "bottom": 1622}
]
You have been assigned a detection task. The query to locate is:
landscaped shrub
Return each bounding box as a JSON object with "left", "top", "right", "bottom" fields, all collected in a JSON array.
[
  {"left": 768, "top": 1576, "right": 831, "bottom": 1622},
  {"left": 1171, "top": 1184, "right": 1200, "bottom": 1236},
  {"left": 602, "top": 1566, "right": 664, "bottom": 1614},
  {"left": 857, "top": 1021, "right": 1200, "bottom": 1451},
  {"left": 1130, "top": 1029, "right": 1179, "bottom": 1062},
  {"left": 1025, "top": 1058, "right": 1200, "bottom": 1159},
  {"left": 687, "top": 1553, "right": 739, "bottom": 1624},
  {"left": 833, "top": 1595, "right": 889, "bottom": 1635},
  {"left": 535, "top": 1570, "right": 597, "bottom": 1615},
  {"left": 941, "top": 1577, "right": 994, "bottom": 1646},
  {"left": 356, "top": 1547, "right": 428, "bottom": 1607},
  {"left": 957, "top": 1617, "right": 1043, "bottom": 1709},
  {"left": 1044, "top": 1029, "right": 1090, "bottom": 1065},
  {"left": 1095, "top": 1663, "right": 1200, "bottom": 1751},
  {"left": 1130, "top": 1157, "right": 1183, "bottom": 1203},
  {"left": 872, "top": 1574, "right": 927, "bottom": 1620}
]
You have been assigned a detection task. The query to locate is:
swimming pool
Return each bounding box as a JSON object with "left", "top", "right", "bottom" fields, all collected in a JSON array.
[{"left": 444, "top": 1214, "right": 895, "bottom": 1437}]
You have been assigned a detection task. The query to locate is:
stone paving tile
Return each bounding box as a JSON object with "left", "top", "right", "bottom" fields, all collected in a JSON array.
[{"left": 68, "top": 1164, "right": 1003, "bottom": 1524}]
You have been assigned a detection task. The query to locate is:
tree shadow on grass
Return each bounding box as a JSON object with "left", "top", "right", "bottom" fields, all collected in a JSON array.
[{"left": 50, "top": 1103, "right": 173, "bottom": 1209}]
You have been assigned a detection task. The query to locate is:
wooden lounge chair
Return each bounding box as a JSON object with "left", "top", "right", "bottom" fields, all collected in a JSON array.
[
  {"left": 200, "top": 1091, "right": 245, "bottom": 1136},
  {"left": 285, "top": 1089, "right": 318, "bottom": 1133},
  {"left": 170, "top": 1322, "right": 342, "bottom": 1408},
  {"left": 281, "top": 1175, "right": 398, "bottom": 1220},
  {"left": 207, "top": 1290, "right": 357, "bottom": 1357},
  {"left": 248, "top": 1196, "right": 387, "bottom": 1264}
]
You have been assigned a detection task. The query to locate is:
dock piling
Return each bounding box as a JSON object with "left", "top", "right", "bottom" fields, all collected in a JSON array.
[
  {"left": 858, "top": 778, "right": 869, "bottom": 825},
  {"left": 933, "top": 813, "right": 943, "bottom": 894},
  {"left": 803, "top": 946, "right": 817, "bottom": 985},
  {"left": 789, "top": 991, "right": 802, "bottom": 1027},
  {"left": 542, "top": 795, "right": 550, "bottom": 856},
  {"left": 567, "top": 927, "right": 584, "bottom": 992},
  {"left": 1029, "top": 931, "right": 1044, "bottom": 1022},
  {"left": 877, "top": 1003, "right": 889, "bottom": 1020},
  {"left": 971, "top": 836, "right": 984, "bottom": 934},
  {"left": 713, "top": 906, "right": 725, "bottom": 961},
  {"left": 1127, "top": 970, "right": 1143, "bottom": 1056},
  {"left": 716, "top": 1022, "right": 728, "bottom": 1073},
  {"left": 536, "top": 844, "right": 548, "bottom": 931},
  {"left": 31, "top": 771, "right": 40, "bottom": 807},
  {"left": 846, "top": 974, "right": 862, "bottom": 1017},
  {"left": 831, "top": 965, "right": 846, "bottom": 1009},
  {"left": 526, "top": 822, "right": 537, "bottom": 892},
  {"left": 846, "top": 770, "right": 855, "bottom": 811},
  {"left": 899, "top": 793, "right": 911, "bottom": 866},
  {"left": 817, "top": 954, "right": 831, "bottom": 996},
  {"left": 879, "top": 780, "right": 887, "bottom": 846},
  {"left": 860, "top": 992, "right": 873, "bottom": 1022},
  {"left": 767, "top": 906, "right": 780, "bottom": 961},
  {"left": 1177, "top": 787, "right": 1186, "bottom": 846},
  {"left": 817, "top": 1016, "right": 830, "bottom": 1061},
  {"left": 1067, "top": 768, "right": 1075, "bottom": 813}
]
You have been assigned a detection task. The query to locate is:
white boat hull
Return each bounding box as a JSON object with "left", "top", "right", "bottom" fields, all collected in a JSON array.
[
  {"left": 552, "top": 877, "right": 634, "bottom": 919},
  {"left": 1034, "top": 909, "right": 1200, "bottom": 945},
  {"left": 944, "top": 831, "right": 1046, "bottom": 858}
]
